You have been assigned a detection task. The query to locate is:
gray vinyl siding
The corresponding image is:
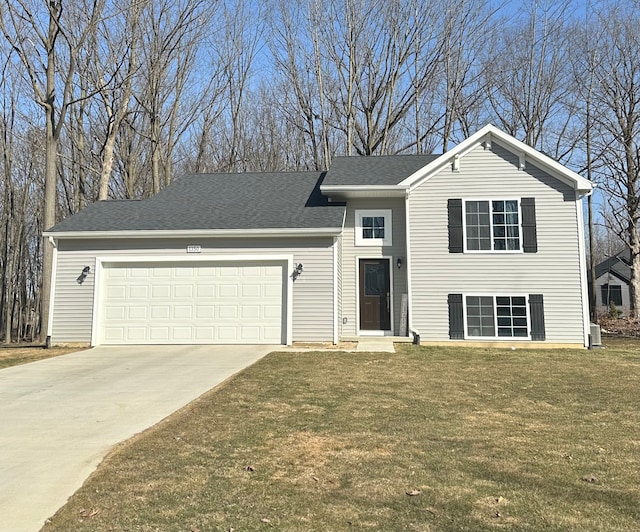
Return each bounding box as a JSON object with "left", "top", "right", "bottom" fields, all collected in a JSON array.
[
  {"left": 340, "top": 198, "right": 408, "bottom": 336},
  {"left": 408, "top": 142, "right": 586, "bottom": 344},
  {"left": 51, "top": 251, "right": 97, "bottom": 343},
  {"left": 51, "top": 237, "right": 335, "bottom": 344}
]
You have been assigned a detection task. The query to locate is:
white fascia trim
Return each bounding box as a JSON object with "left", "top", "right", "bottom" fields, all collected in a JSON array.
[
  {"left": 43, "top": 228, "right": 342, "bottom": 239},
  {"left": 576, "top": 196, "right": 591, "bottom": 347},
  {"left": 400, "top": 124, "right": 594, "bottom": 194}
]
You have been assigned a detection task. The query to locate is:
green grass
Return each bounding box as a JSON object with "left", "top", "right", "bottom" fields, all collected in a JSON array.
[{"left": 43, "top": 340, "right": 639, "bottom": 531}]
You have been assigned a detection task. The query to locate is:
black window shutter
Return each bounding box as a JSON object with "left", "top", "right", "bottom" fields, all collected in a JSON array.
[
  {"left": 448, "top": 293, "right": 464, "bottom": 339},
  {"left": 521, "top": 197, "right": 538, "bottom": 253},
  {"left": 448, "top": 199, "right": 463, "bottom": 253},
  {"left": 529, "top": 294, "right": 545, "bottom": 341}
]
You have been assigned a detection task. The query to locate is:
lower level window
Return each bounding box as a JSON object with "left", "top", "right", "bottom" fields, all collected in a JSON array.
[{"left": 466, "top": 295, "right": 529, "bottom": 338}]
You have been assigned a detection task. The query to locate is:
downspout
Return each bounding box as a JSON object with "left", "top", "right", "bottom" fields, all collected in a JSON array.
[
  {"left": 404, "top": 188, "right": 420, "bottom": 344},
  {"left": 46, "top": 236, "right": 58, "bottom": 348}
]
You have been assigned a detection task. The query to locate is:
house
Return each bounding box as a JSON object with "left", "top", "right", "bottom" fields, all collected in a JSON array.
[
  {"left": 43, "top": 125, "right": 594, "bottom": 348},
  {"left": 594, "top": 249, "right": 632, "bottom": 314}
]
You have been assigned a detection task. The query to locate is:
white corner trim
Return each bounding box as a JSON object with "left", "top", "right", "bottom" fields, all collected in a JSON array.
[
  {"left": 332, "top": 237, "right": 339, "bottom": 344},
  {"left": 575, "top": 196, "right": 591, "bottom": 347},
  {"left": 405, "top": 194, "right": 416, "bottom": 339},
  {"left": 46, "top": 241, "right": 58, "bottom": 340},
  {"left": 90, "top": 259, "right": 102, "bottom": 346}
]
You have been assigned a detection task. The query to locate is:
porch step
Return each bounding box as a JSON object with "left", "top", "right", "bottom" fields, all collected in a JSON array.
[
  {"left": 356, "top": 340, "right": 396, "bottom": 353},
  {"left": 341, "top": 336, "right": 413, "bottom": 343}
]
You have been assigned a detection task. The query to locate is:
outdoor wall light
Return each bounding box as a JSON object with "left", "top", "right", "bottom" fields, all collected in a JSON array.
[
  {"left": 292, "top": 263, "right": 304, "bottom": 281},
  {"left": 77, "top": 266, "right": 91, "bottom": 284},
  {"left": 396, "top": 257, "right": 403, "bottom": 269}
]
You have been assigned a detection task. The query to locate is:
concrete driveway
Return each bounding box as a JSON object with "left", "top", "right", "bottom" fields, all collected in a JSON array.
[{"left": 0, "top": 344, "right": 276, "bottom": 532}]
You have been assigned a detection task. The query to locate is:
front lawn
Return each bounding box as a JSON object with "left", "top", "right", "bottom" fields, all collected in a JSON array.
[
  {"left": 43, "top": 341, "right": 639, "bottom": 531},
  {"left": 0, "top": 346, "right": 85, "bottom": 369}
]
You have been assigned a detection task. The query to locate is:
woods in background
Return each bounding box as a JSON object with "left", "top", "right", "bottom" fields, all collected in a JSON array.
[{"left": 0, "top": 0, "right": 638, "bottom": 341}]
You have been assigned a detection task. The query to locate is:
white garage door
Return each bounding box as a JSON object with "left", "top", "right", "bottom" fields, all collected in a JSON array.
[{"left": 99, "top": 261, "right": 285, "bottom": 344}]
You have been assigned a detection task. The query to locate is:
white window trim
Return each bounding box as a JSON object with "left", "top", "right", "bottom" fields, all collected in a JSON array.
[
  {"left": 462, "top": 293, "right": 531, "bottom": 340},
  {"left": 355, "top": 209, "right": 392, "bottom": 247},
  {"left": 462, "top": 198, "right": 523, "bottom": 254}
]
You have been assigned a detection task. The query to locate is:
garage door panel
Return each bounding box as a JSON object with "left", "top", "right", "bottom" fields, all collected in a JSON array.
[
  {"left": 242, "top": 284, "right": 261, "bottom": 297},
  {"left": 219, "top": 305, "right": 239, "bottom": 318},
  {"left": 196, "top": 284, "right": 216, "bottom": 298},
  {"left": 150, "top": 306, "right": 170, "bottom": 319},
  {"left": 151, "top": 285, "right": 171, "bottom": 298},
  {"left": 129, "top": 285, "right": 148, "bottom": 298},
  {"left": 100, "top": 261, "right": 285, "bottom": 345},
  {"left": 219, "top": 284, "right": 238, "bottom": 297},
  {"left": 125, "top": 327, "right": 146, "bottom": 341},
  {"left": 195, "top": 305, "right": 215, "bottom": 319},
  {"left": 173, "top": 305, "right": 193, "bottom": 319},
  {"left": 106, "top": 285, "right": 126, "bottom": 298},
  {"left": 128, "top": 306, "right": 147, "bottom": 319}
]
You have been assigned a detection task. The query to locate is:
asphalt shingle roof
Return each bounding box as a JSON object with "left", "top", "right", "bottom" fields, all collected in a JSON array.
[
  {"left": 322, "top": 154, "right": 439, "bottom": 186},
  {"left": 595, "top": 249, "right": 632, "bottom": 283},
  {"left": 48, "top": 172, "right": 346, "bottom": 233}
]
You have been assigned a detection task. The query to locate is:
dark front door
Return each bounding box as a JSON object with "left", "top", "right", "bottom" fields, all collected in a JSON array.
[{"left": 359, "top": 259, "right": 391, "bottom": 331}]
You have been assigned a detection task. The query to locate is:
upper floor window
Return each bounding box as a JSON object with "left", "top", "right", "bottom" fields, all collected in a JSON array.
[
  {"left": 448, "top": 197, "right": 537, "bottom": 254},
  {"left": 355, "top": 209, "right": 392, "bottom": 246},
  {"left": 464, "top": 199, "right": 521, "bottom": 251}
]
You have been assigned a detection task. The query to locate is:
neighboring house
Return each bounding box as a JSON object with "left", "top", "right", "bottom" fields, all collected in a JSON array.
[
  {"left": 44, "top": 125, "right": 594, "bottom": 348},
  {"left": 594, "top": 249, "right": 632, "bottom": 314}
]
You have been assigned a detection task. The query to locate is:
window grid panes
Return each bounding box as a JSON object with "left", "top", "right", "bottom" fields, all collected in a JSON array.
[
  {"left": 466, "top": 296, "right": 495, "bottom": 336},
  {"left": 466, "top": 295, "right": 529, "bottom": 338},
  {"left": 496, "top": 296, "right": 528, "bottom": 337},
  {"left": 362, "top": 216, "right": 385, "bottom": 240},
  {"left": 492, "top": 200, "right": 520, "bottom": 250},
  {"left": 465, "top": 201, "right": 491, "bottom": 250},
  {"left": 465, "top": 200, "right": 520, "bottom": 251}
]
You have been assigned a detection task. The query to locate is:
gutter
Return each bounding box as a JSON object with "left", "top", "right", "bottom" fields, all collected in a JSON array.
[{"left": 42, "top": 227, "right": 343, "bottom": 239}]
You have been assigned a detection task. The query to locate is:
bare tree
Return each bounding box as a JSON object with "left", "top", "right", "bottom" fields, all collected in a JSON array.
[
  {"left": 587, "top": 5, "right": 640, "bottom": 314},
  {"left": 0, "top": 0, "right": 106, "bottom": 341},
  {"left": 482, "top": 0, "right": 575, "bottom": 156}
]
